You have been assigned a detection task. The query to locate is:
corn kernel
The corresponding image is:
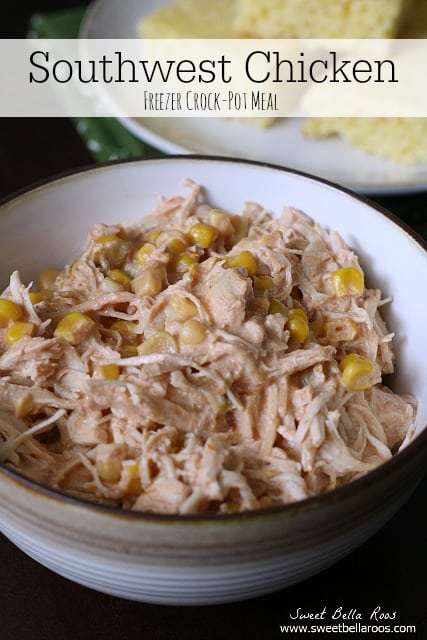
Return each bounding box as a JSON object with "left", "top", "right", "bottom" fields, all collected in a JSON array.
[
  {"left": 122, "top": 461, "right": 142, "bottom": 495},
  {"left": 288, "top": 307, "right": 308, "bottom": 322},
  {"left": 164, "top": 234, "right": 188, "bottom": 257},
  {"left": 170, "top": 295, "right": 197, "bottom": 321},
  {"left": 136, "top": 243, "right": 155, "bottom": 265},
  {"left": 252, "top": 297, "right": 270, "bottom": 315},
  {"left": 95, "top": 234, "right": 119, "bottom": 245},
  {"left": 29, "top": 292, "right": 43, "bottom": 305},
  {"left": 0, "top": 299, "right": 23, "bottom": 328},
  {"left": 340, "top": 353, "right": 375, "bottom": 391},
  {"left": 94, "top": 236, "right": 130, "bottom": 269},
  {"left": 108, "top": 269, "right": 132, "bottom": 290},
  {"left": 123, "top": 345, "right": 138, "bottom": 356},
  {"left": 254, "top": 275, "right": 274, "bottom": 292},
  {"left": 99, "top": 364, "right": 120, "bottom": 380},
  {"left": 146, "top": 229, "right": 161, "bottom": 244},
  {"left": 325, "top": 318, "right": 358, "bottom": 343},
  {"left": 134, "top": 269, "right": 164, "bottom": 297},
  {"left": 97, "top": 457, "right": 122, "bottom": 483},
  {"left": 179, "top": 319, "right": 206, "bottom": 345},
  {"left": 100, "top": 277, "right": 123, "bottom": 293},
  {"left": 5, "top": 321, "right": 34, "bottom": 345},
  {"left": 189, "top": 223, "right": 217, "bottom": 248},
  {"left": 168, "top": 237, "right": 188, "bottom": 256},
  {"left": 226, "top": 251, "right": 257, "bottom": 276},
  {"left": 175, "top": 253, "right": 198, "bottom": 274},
  {"left": 310, "top": 320, "right": 326, "bottom": 339},
  {"left": 138, "top": 331, "right": 177, "bottom": 355},
  {"left": 54, "top": 312, "right": 95, "bottom": 345},
  {"left": 268, "top": 298, "right": 286, "bottom": 315},
  {"left": 230, "top": 215, "right": 249, "bottom": 243},
  {"left": 209, "top": 209, "right": 234, "bottom": 236},
  {"left": 110, "top": 320, "right": 139, "bottom": 336},
  {"left": 288, "top": 317, "right": 309, "bottom": 343},
  {"left": 287, "top": 308, "right": 309, "bottom": 343},
  {"left": 124, "top": 460, "right": 139, "bottom": 475},
  {"left": 38, "top": 269, "right": 59, "bottom": 292},
  {"left": 15, "top": 392, "right": 33, "bottom": 419},
  {"left": 331, "top": 267, "right": 364, "bottom": 297}
]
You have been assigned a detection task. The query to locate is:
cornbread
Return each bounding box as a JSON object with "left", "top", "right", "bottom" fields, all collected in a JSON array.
[
  {"left": 299, "top": 3, "right": 427, "bottom": 165},
  {"left": 233, "top": 0, "right": 415, "bottom": 38},
  {"left": 137, "top": 0, "right": 235, "bottom": 38},
  {"left": 139, "top": 0, "right": 417, "bottom": 39},
  {"left": 303, "top": 117, "right": 427, "bottom": 165}
]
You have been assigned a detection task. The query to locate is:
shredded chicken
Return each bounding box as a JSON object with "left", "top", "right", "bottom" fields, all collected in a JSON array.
[{"left": 0, "top": 181, "right": 416, "bottom": 514}]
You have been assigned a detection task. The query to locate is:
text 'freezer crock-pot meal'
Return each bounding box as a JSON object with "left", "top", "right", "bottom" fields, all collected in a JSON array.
[{"left": 0, "top": 182, "right": 416, "bottom": 514}]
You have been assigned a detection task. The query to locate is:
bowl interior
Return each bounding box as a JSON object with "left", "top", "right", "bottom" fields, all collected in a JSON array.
[{"left": 0, "top": 157, "right": 426, "bottom": 436}]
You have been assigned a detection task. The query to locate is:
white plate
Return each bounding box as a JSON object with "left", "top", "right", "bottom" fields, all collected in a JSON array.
[{"left": 80, "top": 0, "right": 427, "bottom": 195}]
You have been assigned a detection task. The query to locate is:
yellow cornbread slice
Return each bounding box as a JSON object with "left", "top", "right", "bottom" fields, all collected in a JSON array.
[
  {"left": 233, "top": 0, "right": 415, "bottom": 38},
  {"left": 302, "top": 117, "right": 427, "bottom": 165},
  {"left": 138, "top": 0, "right": 236, "bottom": 38},
  {"left": 301, "top": 5, "right": 427, "bottom": 167}
]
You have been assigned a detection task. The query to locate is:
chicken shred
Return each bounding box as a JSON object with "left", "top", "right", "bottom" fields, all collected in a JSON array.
[{"left": 0, "top": 181, "right": 416, "bottom": 514}]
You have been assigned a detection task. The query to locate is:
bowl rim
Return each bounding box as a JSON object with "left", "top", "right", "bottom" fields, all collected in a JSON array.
[
  {"left": 0, "top": 153, "right": 426, "bottom": 524},
  {"left": 1, "top": 154, "right": 426, "bottom": 252}
]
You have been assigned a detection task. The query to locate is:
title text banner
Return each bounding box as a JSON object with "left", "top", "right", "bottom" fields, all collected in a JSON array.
[{"left": 1, "top": 39, "right": 426, "bottom": 117}]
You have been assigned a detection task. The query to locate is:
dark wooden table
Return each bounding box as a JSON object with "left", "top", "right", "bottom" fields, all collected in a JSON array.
[{"left": 1, "top": 4, "right": 426, "bottom": 640}]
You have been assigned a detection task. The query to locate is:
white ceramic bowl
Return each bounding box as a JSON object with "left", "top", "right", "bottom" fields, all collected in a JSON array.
[{"left": 0, "top": 157, "right": 426, "bottom": 605}]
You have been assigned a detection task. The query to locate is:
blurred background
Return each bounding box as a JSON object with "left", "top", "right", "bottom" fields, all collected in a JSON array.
[{"left": 0, "top": 1, "right": 93, "bottom": 199}]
